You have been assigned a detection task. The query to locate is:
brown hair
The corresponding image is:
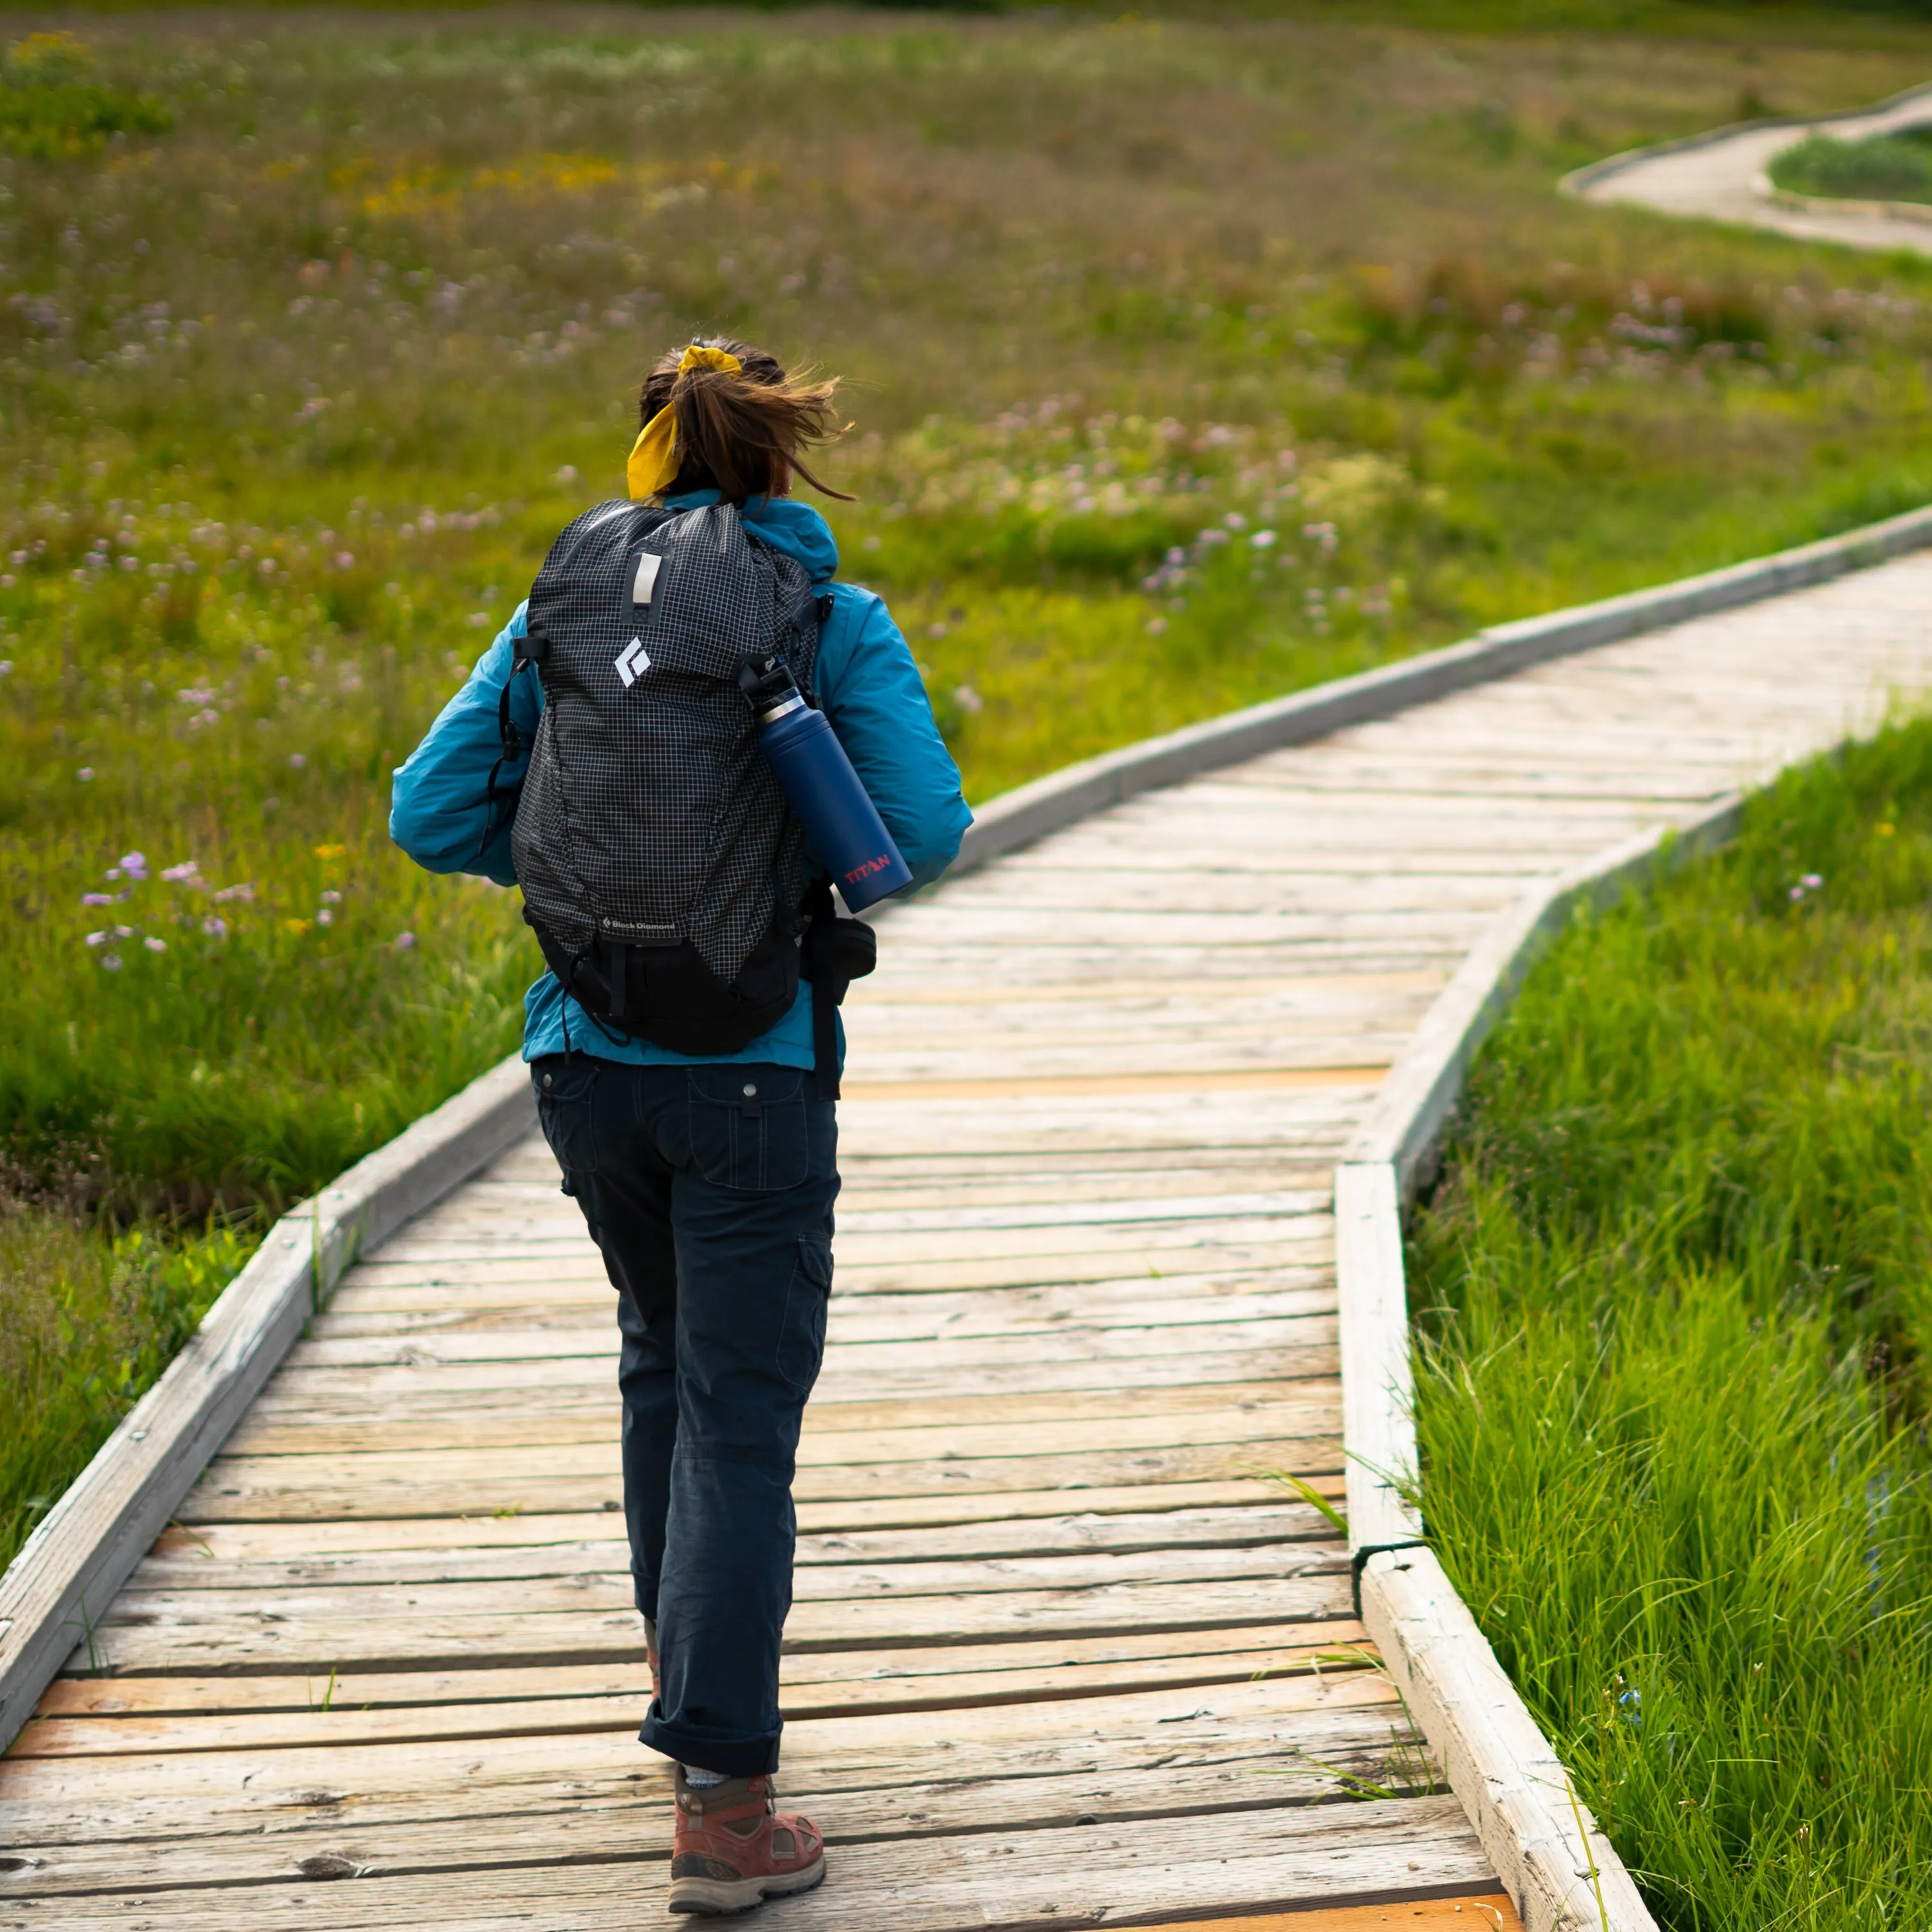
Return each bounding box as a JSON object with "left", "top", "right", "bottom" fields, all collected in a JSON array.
[{"left": 641, "top": 336, "right": 851, "bottom": 506}]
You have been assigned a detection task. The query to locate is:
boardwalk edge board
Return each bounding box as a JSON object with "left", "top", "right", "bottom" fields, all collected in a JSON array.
[
  {"left": 1338, "top": 797, "right": 1765, "bottom": 1932},
  {"left": 949, "top": 499, "right": 1932, "bottom": 876},
  {"left": 1557, "top": 75, "right": 1932, "bottom": 196},
  {"left": 0, "top": 1055, "right": 535, "bottom": 1754}
]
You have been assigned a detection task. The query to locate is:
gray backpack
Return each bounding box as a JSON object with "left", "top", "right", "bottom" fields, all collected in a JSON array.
[{"left": 497, "top": 500, "right": 840, "bottom": 1058}]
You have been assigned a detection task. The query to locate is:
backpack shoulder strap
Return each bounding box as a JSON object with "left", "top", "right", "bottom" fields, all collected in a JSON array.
[{"left": 477, "top": 627, "right": 549, "bottom": 862}]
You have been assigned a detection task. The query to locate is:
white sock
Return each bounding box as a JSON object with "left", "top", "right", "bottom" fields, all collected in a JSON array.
[{"left": 683, "top": 1765, "right": 730, "bottom": 1788}]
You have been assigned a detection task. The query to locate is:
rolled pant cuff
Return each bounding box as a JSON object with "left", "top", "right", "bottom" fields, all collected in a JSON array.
[{"left": 639, "top": 1712, "right": 782, "bottom": 1779}]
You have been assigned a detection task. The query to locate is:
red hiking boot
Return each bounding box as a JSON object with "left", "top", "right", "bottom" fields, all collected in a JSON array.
[{"left": 668, "top": 1767, "right": 826, "bottom": 1916}]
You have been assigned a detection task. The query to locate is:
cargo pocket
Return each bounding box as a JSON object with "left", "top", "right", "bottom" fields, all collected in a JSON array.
[
  {"left": 533, "top": 1055, "right": 601, "bottom": 1179},
  {"left": 777, "top": 1237, "right": 832, "bottom": 1396},
  {"left": 687, "top": 1066, "right": 810, "bottom": 1193}
]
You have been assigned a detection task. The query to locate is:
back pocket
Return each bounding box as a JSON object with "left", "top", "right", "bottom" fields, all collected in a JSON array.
[
  {"left": 533, "top": 1055, "right": 601, "bottom": 1178},
  {"left": 687, "top": 1066, "right": 810, "bottom": 1192}
]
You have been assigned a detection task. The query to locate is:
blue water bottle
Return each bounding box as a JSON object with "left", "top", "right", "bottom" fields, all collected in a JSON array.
[{"left": 739, "top": 654, "right": 913, "bottom": 913}]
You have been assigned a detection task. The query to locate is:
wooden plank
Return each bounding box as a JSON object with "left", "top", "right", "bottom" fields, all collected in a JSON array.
[
  {"left": 78, "top": 1572, "right": 1358, "bottom": 1675},
  {"left": 152, "top": 1477, "right": 1327, "bottom": 1557},
  {"left": 927, "top": 870, "right": 1541, "bottom": 913},
  {"left": 219, "top": 1376, "right": 1338, "bottom": 1458},
  {"left": 242, "top": 1331, "right": 1338, "bottom": 1407},
  {"left": 1135, "top": 1904, "right": 1523, "bottom": 1932},
  {"left": 176, "top": 1436, "right": 1343, "bottom": 1523},
  {"left": 0, "top": 1794, "right": 1490, "bottom": 1929},
  {"left": 1336, "top": 1163, "right": 1423, "bottom": 1556},
  {"left": 108, "top": 1535, "right": 1347, "bottom": 1626},
  {"left": 435, "top": 1185, "right": 1336, "bottom": 1237},
  {"left": 317, "top": 1240, "right": 1338, "bottom": 1302},
  {"left": 0, "top": 1673, "right": 1412, "bottom": 1824},
  {"left": 0, "top": 1743, "right": 1432, "bottom": 1898},
  {"left": 182, "top": 1399, "right": 1341, "bottom": 1505},
  {"left": 317, "top": 1264, "right": 1336, "bottom": 1325},
  {"left": 370, "top": 1210, "right": 1339, "bottom": 1271},
  {"left": 35, "top": 1618, "right": 1365, "bottom": 1719},
  {"left": 131, "top": 1501, "right": 1340, "bottom": 1590},
  {"left": 237, "top": 1343, "right": 1340, "bottom": 1413},
  {"left": 20, "top": 1627, "right": 1374, "bottom": 1756}
]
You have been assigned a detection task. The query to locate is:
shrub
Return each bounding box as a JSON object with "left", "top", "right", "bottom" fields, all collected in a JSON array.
[
  {"left": 1770, "top": 128, "right": 1932, "bottom": 207},
  {"left": 0, "top": 33, "right": 170, "bottom": 161}
]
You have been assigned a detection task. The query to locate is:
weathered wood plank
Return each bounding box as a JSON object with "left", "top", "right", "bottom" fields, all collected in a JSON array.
[
  {"left": 0, "top": 1794, "right": 1488, "bottom": 1928},
  {"left": 1, "top": 1674, "right": 1411, "bottom": 1830},
  {"left": 157, "top": 1475, "right": 1321, "bottom": 1554},
  {"left": 130, "top": 1501, "right": 1338, "bottom": 1591},
  {"left": 76, "top": 1577, "right": 1359, "bottom": 1677},
  {"left": 20, "top": 1628, "right": 1372, "bottom": 1757},
  {"left": 218, "top": 1376, "right": 1336, "bottom": 1457},
  {"left": 0, "top": 1751, "right": 1420, "bottom": 1899}
]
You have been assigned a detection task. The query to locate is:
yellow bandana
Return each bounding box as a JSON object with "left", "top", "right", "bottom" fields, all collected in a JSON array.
[{"left": 626, "top": 345, "right": 743, "bottom": 500}]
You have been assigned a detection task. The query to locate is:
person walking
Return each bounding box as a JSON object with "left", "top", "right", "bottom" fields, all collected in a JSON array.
[{"left": 390, "top": 337, "right": 972, "bottom": 1915}]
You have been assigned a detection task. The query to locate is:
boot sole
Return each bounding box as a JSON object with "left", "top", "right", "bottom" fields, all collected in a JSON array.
[{"left": 668, "top": 1853, "right": 826, "bottom": 1917}]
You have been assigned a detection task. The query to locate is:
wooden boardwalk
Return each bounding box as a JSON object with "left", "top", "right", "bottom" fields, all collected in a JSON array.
[{"left": 7, "top": 553, "right": 1932, "bottom": 1929}]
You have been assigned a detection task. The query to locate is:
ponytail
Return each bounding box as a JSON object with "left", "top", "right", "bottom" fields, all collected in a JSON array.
[{"left": 630, "top": 337, "right": 851, "bottom": 507}]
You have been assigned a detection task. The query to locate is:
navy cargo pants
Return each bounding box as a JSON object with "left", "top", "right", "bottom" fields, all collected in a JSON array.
[{"left": 531, "top": 1052, "right": 838, "bottom": 1777}]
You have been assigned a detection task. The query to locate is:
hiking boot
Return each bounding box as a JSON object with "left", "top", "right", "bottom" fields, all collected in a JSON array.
[{"left": 668, "top": 1767, "right": 826, "bottom": 1916}]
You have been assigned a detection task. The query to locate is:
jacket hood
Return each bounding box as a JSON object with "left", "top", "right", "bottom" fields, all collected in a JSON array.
[{"left": 663, "top": 490, "right": 840, "bottom": 585}]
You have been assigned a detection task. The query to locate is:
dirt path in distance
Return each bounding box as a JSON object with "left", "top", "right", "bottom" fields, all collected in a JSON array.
[{"left": 1569, "top": 80, "right": 1932, "bottom": 256}]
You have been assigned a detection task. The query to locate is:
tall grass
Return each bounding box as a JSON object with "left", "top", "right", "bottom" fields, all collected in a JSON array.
[
  {"left": 0, "top": 1191, "right": 247, "bottom": 1564},
  {"left": 1410, "top": 717, "right": 1932, "bottom": 1926},
  {"left": 12, "top": 2, "right": 1932, "bottom": 1564}
]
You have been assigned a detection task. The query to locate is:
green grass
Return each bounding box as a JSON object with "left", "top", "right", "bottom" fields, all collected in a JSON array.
[
  {"left": 1409, "top": 715, "right": 1932, "bottom": 1927},
  {"left": 0, "top": 1199, "right": 247, "bottom": 1564},
  {"left": 1771, "top": 125, "right": 1932, "bottom": 204},
  {"left": 12, "top": 0, "right": 1932, "bottom": 1565}
]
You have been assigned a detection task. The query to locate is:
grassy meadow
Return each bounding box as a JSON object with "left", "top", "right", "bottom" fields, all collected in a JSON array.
[
  {"left": 1411, "top": 717, "right": 1932, "bottom": 1927},
  {"left": 9, "top": 0, "right": 1932, "bottom": 1564}
]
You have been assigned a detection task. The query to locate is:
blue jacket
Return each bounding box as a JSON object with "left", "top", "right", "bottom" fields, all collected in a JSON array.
[{"left": 390, "top": 491, "right": 972, "bottom": 1071}]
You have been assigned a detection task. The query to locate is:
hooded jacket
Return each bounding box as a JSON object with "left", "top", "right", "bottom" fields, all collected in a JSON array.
[{"left": 389, "top": 491, "right": 972, "bottom": 1072}]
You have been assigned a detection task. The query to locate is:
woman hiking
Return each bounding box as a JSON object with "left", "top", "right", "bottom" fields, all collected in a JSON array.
[{"left": 390, "top": 337, "right": 972, "bottom": 1915}]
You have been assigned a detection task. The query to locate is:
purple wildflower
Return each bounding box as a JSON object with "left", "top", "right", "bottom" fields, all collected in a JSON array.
[{"left": 202, "top": 914, "right": 228, "bottom": 938}]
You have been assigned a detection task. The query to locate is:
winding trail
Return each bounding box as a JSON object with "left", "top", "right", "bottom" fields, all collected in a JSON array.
[
  {"left": 1569, "top": 80, "right": 1932, "bottom": 254},
  {"left": 6, "top": 554, "right": 1932, "bottom": 1928}
]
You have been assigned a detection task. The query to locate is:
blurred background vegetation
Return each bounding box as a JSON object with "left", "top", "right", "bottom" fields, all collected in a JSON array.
[{"left": 6, "top": 0, "right": 1932, "bottom": 1573}]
